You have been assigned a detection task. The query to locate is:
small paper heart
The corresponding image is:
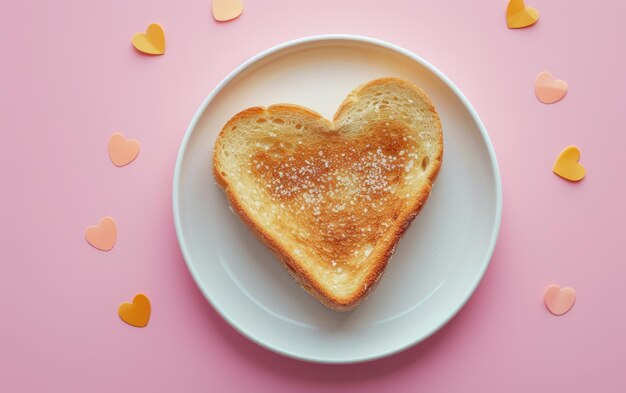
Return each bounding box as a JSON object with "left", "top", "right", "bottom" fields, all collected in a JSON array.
[
  {"left": 553, "top": 146, "right": 586, "bottom": 182},
  {"left": 131, "top": 23, "right": 165, "bottom": 55},
  {"left": 545, "top": 285, "right": 576, "bottom": 316},
  {"left": 108, "top": 133, "right": 140, "bottom": 167},
  {"left": 535, "top": 72, "right": 568, "bottom": 104},
  {"left": 84, "top": 217, "right": 117, "bottom": 251},
  {"left": 118, "top": 294, "right": 151, "bottom": 327},
  {"left": 506, "top": 0, "right": 539, "bottom": 29},
  {"left": 212, "top": 0, "right": 244, "bottom": 21}
]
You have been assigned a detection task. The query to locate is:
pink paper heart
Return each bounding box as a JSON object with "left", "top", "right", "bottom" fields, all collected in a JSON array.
[
  {"left": 544, "top": 285, "right": 576, "bottom": 316},
  {"left": 535, "top": 71, "right": 568, "bottom": 104}
]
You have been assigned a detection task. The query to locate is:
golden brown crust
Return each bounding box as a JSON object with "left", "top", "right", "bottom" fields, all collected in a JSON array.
[{"left": 212, "top": 77, "right": 443, "bottom": 311}]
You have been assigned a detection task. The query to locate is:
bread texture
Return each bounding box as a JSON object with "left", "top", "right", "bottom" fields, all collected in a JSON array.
[{"left": 213, "top": 77, "right": 443, "bottom": 311}]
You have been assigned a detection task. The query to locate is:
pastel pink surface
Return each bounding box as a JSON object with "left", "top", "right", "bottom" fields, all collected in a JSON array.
[{"left": 2, "top": 1, "right": 626, "bottom": 392}]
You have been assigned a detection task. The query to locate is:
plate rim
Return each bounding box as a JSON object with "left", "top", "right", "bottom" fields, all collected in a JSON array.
[{"left": 172, "top": 34, "right": 503, "bottom": 364}]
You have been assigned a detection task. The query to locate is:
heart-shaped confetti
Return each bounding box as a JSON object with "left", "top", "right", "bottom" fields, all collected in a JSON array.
[
  {"left": 84, "top": 217, "right": 117, "bottom": 251},
  {"left": 212, "top": 0, "right": 244, "bottom": 21},
  {"left": 545, "top": 285, "right": 576, "bottom": 316},
  {"left": 506, "top": 0, "right": 539, "bottom": 29},
  {"left": 118, "top": 294, "right": 151, "bottom": 327},
  {"left": 108, "top": 133, "right": 140, "bottom": 167},
  {"left": 535, "top": 72, "right": 568, "bottom": 104},
  {"left": 131, "top": 23, "right": 165, "bottom": 55},
  {"left": 553, "top": 146, "right": 586, "bottom": 182}
]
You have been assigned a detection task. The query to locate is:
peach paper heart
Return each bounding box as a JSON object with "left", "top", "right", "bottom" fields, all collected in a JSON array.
[
  {"left": 535, "top": 72, "right": 568, "bottom": 104},
  {"left": 212, "top": 0, "right": 244, "bottom": 21},
  {"left": 131, "top": 23, "right": 165, "bottom": 55},
  {"left": 544, "top": 285, "right": 576, "bottom": 316},
  {"left": 118, "top": 294, "right": 151, "bottom": 327},
  {"left": 108, "top": 132, "right": 140, "bottom": 167},
  {"left": 84, "top": 216, "right": 117, "bottom": 251}
]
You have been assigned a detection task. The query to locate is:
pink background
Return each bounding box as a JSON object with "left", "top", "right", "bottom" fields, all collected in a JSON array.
[{"left": 2, "top": 0, "right": 625, "bottom": 391}]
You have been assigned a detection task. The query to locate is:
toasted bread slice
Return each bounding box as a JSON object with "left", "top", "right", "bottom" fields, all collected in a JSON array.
[{"left": 213, "top": 77, "right": 443, "bottom": 311}]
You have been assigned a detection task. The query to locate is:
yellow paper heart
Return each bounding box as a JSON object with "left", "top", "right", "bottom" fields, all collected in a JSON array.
[
  {"left": 506, "top": 0, "right": 539, "bottom": 29},
  {"left": 118, "top": 294, "right": 151, "bottom": 327},
  {"left": 212, "top": 0, "right": 244, "bottom": 22},
  {"left": 131, "top": 23, "right": 165, "bottom": 55},
  {"left": 553, "top": 146, "right": 585, "bottom": 182}
]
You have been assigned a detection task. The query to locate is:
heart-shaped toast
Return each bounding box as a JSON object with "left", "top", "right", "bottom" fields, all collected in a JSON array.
[{"left": 213, "top": 78, "right": 443, "bottom": 311}]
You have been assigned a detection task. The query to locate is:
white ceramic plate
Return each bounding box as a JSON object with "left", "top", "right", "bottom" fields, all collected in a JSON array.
[{"left": 173, "top": 35, "right": 501, "bottom": 363}]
